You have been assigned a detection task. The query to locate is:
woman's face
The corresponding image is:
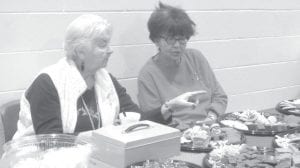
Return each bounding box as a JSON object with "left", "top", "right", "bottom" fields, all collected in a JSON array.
[
  {"left": 157, "top": 35, "right": 187, "bottom": 61},
  {"left": 82, "top": 31, "right": 113, "bottom": 73}
]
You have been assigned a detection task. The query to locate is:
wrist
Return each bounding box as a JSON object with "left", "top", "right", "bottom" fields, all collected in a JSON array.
[{"left": 161, "top": 101, "right": 174, "bottom": 120}]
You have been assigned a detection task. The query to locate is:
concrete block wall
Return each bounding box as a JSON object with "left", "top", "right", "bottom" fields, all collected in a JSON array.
[{"left": 1, "top": 0, "right": 300, "bottom": 112}]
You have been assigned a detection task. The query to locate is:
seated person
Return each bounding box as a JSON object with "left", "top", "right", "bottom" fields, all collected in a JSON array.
[
  {"left": 13, "top": 14, "right": 204, "bottom": 139},
  {"left": 138, "top": 3, "right": 228, "bottom": 129}
]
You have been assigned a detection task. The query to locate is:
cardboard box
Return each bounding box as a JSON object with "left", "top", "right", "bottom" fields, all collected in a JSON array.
[{"left": 91, "top": 120, "right": 181, "bottom": 168}]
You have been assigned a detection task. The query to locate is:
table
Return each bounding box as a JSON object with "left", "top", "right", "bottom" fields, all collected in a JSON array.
[{"left": 171, "top": 134, "right": 275, "bottom": 167}]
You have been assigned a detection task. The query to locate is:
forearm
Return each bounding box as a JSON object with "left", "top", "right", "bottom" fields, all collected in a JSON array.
[
  {"left": 141, "top": 106, "right": 171, "bottom": 124},
  {"left": 209, "top": 94, "right": 228, "bottom": 116}
]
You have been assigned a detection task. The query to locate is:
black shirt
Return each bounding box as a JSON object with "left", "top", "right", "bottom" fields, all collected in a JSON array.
[{"left": 26, "top": 73, "right": 141, "bottom": 134}]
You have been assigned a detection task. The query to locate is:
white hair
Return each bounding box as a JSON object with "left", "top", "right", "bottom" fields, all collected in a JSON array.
[{"left": 64, "top": 14, "right": 112, "bottom": 59}]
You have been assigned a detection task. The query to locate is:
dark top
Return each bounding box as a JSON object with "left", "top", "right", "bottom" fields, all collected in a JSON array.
[{"left": 26, "top": 73, "right": 142, "bottom": 134}]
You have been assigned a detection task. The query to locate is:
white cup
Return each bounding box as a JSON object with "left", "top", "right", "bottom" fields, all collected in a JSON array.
[{"left": 119, "top": 112, "right": 141, "bottom": 125}]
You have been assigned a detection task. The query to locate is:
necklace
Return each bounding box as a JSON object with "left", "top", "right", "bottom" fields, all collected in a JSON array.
[{"left": 81, "top": 95, "right": 101, "bottom": 130}]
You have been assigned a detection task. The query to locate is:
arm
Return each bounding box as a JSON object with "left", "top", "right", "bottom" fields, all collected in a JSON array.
[
  {"left": 109, "top": 74, "right": 140, "bottom": 113},
  {"left": 137, "top": 76, "right": 170, "bottom": 124},
  {"left": 195, "top": 50, "right": 228, "bottom": 116},
  {"left": 209, "top": 77, "right": 228, "bottom": 117},
  {"left": 139, "top": 79, "right": 207, "bottom": 124},
  {"left": 26, "top": 73, "right": 63, "bottom": 134}
]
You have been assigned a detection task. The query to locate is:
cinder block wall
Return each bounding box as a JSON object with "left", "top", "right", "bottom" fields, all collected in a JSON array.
[{"left": 1, "top": 0, "right": 300, "bottom": 112}]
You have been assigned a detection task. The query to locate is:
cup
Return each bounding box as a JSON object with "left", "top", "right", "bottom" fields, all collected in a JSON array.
[{"left": 119, "top": 112, "right": 141, "bottom": 125}]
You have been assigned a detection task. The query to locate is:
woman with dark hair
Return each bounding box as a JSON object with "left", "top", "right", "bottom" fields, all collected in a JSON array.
[
  {"left": 138, "top": 2, "right": 228, "bottom": 129},
  {"left": 12, "top": 14, "right": 205, "bottom": 138}
]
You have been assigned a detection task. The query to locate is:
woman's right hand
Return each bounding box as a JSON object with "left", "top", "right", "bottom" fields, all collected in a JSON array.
[{"left": 166, "top": 90, "right": 207, "bottom": 112}]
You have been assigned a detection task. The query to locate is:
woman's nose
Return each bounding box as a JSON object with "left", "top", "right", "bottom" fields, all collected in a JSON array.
[
  {"left": 106, "top": 47, "right": 113, "bottom": 55},
  {"left": 173, "top": 41, "right": 181, "bottom": 47}
]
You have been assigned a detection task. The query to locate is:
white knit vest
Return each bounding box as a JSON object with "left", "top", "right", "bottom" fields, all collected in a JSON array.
[{"left": 14, "top": 58, "right": 120, "bottom": 139}]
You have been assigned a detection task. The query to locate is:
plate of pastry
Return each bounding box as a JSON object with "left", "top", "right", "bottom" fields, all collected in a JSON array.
[
  {"left": 203, "top": 144, "right": 294, "bottom": 168},
  {"left": 276, "top": 99, "right": 300, "bottom": 116},
  {"left": 180, "top": 123, "right": 245, "bottom": 153},
  {"left": 218, "top": 109, "right": 296, "bottom": 136}
]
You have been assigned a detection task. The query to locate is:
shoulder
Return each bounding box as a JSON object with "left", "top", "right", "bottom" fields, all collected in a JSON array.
[
  {"left": 30, "top": 74, "right": 54, "bottom": 90},
  {"left": 185, "top": 48, "right": 211, "bottom": 67},
  {"left": 138, "top": 57, "right": 157, "bottom": 80},
  {"left": 185, "top": 48, "right": 207, "bottom": 62},
  {"left": 26, "top": 73, "right": 56, "bottom": 97}
]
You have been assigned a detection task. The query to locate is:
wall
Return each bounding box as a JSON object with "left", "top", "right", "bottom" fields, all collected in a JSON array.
[{"left": 0, "top": 0, "right": 300, "bottom": 112}]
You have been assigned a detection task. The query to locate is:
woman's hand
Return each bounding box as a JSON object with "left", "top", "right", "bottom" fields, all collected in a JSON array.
[
  {"left": 166, "top": 90, "right": 207, "bottom": 111},
  {"left": 279, "top": 100, "right": 300, "bottom": 112}
]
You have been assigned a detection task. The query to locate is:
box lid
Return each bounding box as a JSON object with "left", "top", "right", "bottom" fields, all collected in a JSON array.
[{"left": 92, "top": 120, "right": 181, "bottom": 148}]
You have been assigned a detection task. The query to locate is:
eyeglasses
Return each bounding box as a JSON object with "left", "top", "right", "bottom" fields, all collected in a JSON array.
[{"left": 162, "top": 36, "right": 188, "bottom": 46}]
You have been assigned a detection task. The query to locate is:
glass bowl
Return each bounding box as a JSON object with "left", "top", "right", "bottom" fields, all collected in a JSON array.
[{"left": 1, "top": 134, "right": 90, "bottom": 168}]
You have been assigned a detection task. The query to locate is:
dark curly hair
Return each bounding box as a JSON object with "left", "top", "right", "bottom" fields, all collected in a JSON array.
[{"left": 147, "top": 2, "right": 196, "bottom": 42}]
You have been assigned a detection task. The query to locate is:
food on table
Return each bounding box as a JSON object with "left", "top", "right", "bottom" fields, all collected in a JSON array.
[
  {"left": 275, "top": 132, "right": 300, "bottom": 149},
  {"left": 220, "top": 109, "right": 290, "bottom": 133},
  {"left": 207, "top": 144, "right": 293, "bottom": 168},
  {"left": 220, "top": 120, "right": 248, "bottom": 131},
  {"left": 128, "top": 159, "right": 192, "bottom": 168},
  {"left": 182, "top": 124, "right": 211, "bottom": 148},
  {"left": 220, "top": 127, "right": 243, "bottom": 144},
  {"left": 274, "top": 148, "right": 293, "bottom": 168},
  {"left": 181, "top": 124, "right": 242, "bottom": 149}
]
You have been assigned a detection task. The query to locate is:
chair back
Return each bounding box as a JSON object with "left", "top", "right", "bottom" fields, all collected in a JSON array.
[{"left": 0, "top": 100, "right": 20, "bottom": 142}]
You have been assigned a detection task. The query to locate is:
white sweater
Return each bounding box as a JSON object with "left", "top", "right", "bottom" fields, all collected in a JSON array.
[{"left": 14, "top": 58, "right": 120, "bottom": 139}]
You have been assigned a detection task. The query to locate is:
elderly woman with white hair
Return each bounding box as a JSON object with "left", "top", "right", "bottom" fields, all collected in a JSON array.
[
  {"left": 13, "top": 14, "right": 205, "bottom": 138},
  {"left": 13, "top": 14, "right": 142, "bottom": 138}
]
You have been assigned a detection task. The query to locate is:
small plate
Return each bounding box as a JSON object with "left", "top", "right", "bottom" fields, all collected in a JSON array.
[
  {"left": 181, "top": 134, "right": 246, "bottom": 153},
  {"left": 181, "top": 143, "right": 214, "bottom": 153},
  {"left": 127, "top": 160, "right": 202, "bottom": 168}
]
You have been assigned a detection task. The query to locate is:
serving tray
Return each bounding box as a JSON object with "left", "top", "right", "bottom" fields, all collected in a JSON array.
[
  {"left": 218, "top": 112, "right": 295, "bottom": 136},
  {"left": 203, "top": 146, "right": 284, "bottom": 168},
  {"left": 181, "top": 134, "right": 246, "bottom": 153},
  {"left": 128, "top": 160, "right": 202, "bottom": 168}
]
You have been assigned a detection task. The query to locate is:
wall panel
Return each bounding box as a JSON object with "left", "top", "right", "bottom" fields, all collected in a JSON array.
[
  {"left": 2, "top": 11, "right": 300, "bottom": 52},
  {"left": 0, "top": 0, "right": 63, "bottom": 12},
  {"left": 63, "top": 0, "right": 300, "bottom": 11},
  {"left": 0, "top": 50, "right": 63, "bottom": 91},
  {"left": 109, "top": 37, "right": 300, "bottom": 78},
  {"left": 227, "top": 85, "right": 300, "bottom": 112},
  {"left": 216, "top": 61, "right": 300, "bottom": 95}
]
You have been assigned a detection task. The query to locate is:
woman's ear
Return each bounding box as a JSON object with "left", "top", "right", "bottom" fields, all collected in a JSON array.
[
  {"left": 154, "top": 39, "right": 162, "bottom": 51},
  {"left": 74, "top": 45, "right": 87, "bottom": 60}
]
